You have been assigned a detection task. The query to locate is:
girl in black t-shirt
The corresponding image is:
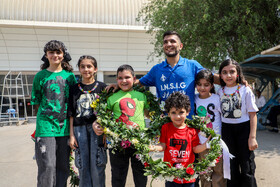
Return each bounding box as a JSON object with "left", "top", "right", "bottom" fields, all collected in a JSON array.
[{"left": 68, "top": 55, "right": 107, "bottom": 187}]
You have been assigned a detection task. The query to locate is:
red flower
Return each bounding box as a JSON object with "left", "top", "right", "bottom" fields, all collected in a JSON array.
[
  {"left": 216, "top": 155, "right": 222, "bottom": 164},
  {"left": 144, "top": 162, "right": 150, "bottom": 167},
  {"left": 206, "top": 122, "right": 213, "bottom": 129},
  {"left": 186, "top": 167, "right": 195, "bottom": 175}
]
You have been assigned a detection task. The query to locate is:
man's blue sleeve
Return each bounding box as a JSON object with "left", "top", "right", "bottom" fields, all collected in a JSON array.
[
  {"left": 195, "top": 60, "right": 204, "bottom": 74},
  {"left": 139, "top": 66, "right": 157, "bottom": 86}
]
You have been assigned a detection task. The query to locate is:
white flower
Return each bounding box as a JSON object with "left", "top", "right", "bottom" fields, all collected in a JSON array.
[
  {"left": 209, "top": 161, "right": 216, "bottom": 167},
  {"left": 159, "top": 101, "right": 165, "bottom": 111},
  {"left": 189, "top": 173, "right": 198, "bottom": 180},
  {"left": 157, "top": 175, "right": 164, "bottom": 181},
  {"left": 165, "top": 176, "right": 175, "bottom": 182},
  {"left": 128, "top": 125, "right": 134, "bottom": 130},
  {"left": 131, "top": 138, "right": 139, "bottom": 145},
  {"left": 199, "top": 131, "right": 206, "bottom": 137}
]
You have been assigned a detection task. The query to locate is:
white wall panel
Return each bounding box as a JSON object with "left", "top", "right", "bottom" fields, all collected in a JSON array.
[
  {"left": 0, "top": 25, "right": 159, "bottom": 72},
  {"left": 100, "top": 55, "right": 127, "bottom": 62},
  {"left": 99, "top": 43, "right": 128, "bottom": 49},
  {"left": 99, "top": 37, "right": 128, "bottom": 43},
  {"left": 9, "top": 54, "right": 40, "bottom": 61},
  {"left": 69, "top": 42, "right": 99, "bottom": 49},
  {"left": 128, "top": 43, "right": 153, "bottom": 50},
  {"left": 127, "top": 49, "right": 150, "bottom": 56},
  {"left": 99, "top": 31, "right": 128, "bottom": 37},
  {"left": 5, "top": 40, "right": 38, "bottom": 47},
  {"left": 1, "top": 28, "right": 35, "bottom": 34},
  {"left": 68, "top": 36, "right": 99, "bottom": 42},
  {"left": 6, "top": 47, "right": 40, "bottom": 54},
  {"left": 35, "top": 29, "right": 68, "bottom": 35},
  {"left": 100, "top": 49, "right": 127, "bottom": 55},
  {"left": 0, "top": 54, "right": 8, "bottom": 60},
  {"left": 127, "top": 56, "right": 148, "bottom": 62},
  {"left": 128, "top": 37, "right": 151, "bottom": 44},
  {"left": 3, "top": 34, "right": 37, "bottom": 41},
  {"left": 0, "top": 47, "right": 7, "bottom": 53},
  {"left": 0, "top": 0, "right": 148, "bottom": 26},
  {"left": 70, "top": 48, "right": 100, "bottom": 55},
  {"left": 36, "top": 35, "right": 69, "bottom": 42},
  {"left": 68, "top": 30, "right": 99, "bottom": 36}
]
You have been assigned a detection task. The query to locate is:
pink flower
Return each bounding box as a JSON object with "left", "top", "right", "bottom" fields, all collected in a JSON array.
[
  {"left": 175, "top": 163, "right": 183, "bottom": 169},
  {"left": 135, "top": 154, "right": 141, "bottom": 160},
  {"left": 121, "top": 140, "right": 131, "bottom": 148},
  {"left": 206, "top": 122, "right": 213, "bottom": 129}
]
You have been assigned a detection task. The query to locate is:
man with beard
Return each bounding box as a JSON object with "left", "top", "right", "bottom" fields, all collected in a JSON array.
[{"left": 137, "top": 31, "right": 219, "bottom": 118}]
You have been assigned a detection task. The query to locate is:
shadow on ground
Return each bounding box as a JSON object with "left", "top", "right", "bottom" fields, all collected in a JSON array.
[{"left": 255, "top": 130, "right": 280, "bottom": 157}]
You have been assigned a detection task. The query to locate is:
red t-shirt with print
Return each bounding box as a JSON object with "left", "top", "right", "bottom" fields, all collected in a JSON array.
[{"left": 160, "top": 122, "right": 200, "bottom": 184}]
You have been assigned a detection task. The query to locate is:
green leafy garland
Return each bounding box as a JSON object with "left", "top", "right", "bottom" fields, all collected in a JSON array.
[
  {"left": 93, "top": 85, "right": 222, "bottom": 185},
  {"left": 69, "top": 150, "right": 79, "bottom": 186}
]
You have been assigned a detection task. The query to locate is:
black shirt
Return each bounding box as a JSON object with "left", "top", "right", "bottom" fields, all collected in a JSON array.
[{"left": 68, "top": 81, "right": 107, "bottom": 126}]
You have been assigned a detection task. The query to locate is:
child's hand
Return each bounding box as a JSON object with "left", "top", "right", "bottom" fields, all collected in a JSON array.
[
  {"left": 206, "top": 135, "right": 212, "bottom": 142},
  {"left": 105, "top": 84, "right": 118, "bottom": 93},
  {"left": 69, "top": 135, "right": 78, "bottom": 150},
  {"left": 248, "top": 137, "right": 258, "bottom": 151},
  {"left": 149, "top": 145, "right": 156, "bottom": 152},
  {"left": 204, "top": 135, "right": 212, "bottom": 149},
  {"left": 92, "top": 121, "right": 104, "bottom": 135}
]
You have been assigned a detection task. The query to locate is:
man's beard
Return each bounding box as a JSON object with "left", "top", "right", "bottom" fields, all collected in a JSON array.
[{"left": 164, "top": 49, "right": 179, "bottom": 57}]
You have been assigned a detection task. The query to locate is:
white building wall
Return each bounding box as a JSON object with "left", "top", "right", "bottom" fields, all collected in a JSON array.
[
  {"left": 0, "top": 0, "right": 148, "bottom": 26},
  {"left": 0, "top": 25, "right": 158, "bottom": 73},
  {"left": 0, "top": 0, "right": 160, "bottom": 74}
]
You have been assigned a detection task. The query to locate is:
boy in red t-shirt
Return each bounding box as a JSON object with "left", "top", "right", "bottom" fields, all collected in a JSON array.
[{"left": 149, "top": 92, "right": 210, "bottom": 187}]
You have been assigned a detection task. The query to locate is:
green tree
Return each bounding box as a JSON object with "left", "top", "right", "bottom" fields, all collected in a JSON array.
[{"left": 138, "top": 0, "right": 280, "bottom": 67}]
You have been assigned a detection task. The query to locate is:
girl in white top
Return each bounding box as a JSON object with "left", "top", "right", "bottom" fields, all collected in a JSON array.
[
  {"left": 218, "top": 59, "right": 258, "bottom": 187},
  {"left": 195, "top": 69, "right": 226, "bottom": 187}
]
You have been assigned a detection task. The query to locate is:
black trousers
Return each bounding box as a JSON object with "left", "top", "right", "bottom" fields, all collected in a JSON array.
[
  {"left": 267, "top": 105, "right": 280, "bottom": 128},
  {"left": 165, "top": 181, "right": 195, "bottom": 187},
  {"left": 222, "top": 121, "right": 257, "bottom": 187},
  {"left": 109, "top": 148, "right": 147, "bottom": 187}
]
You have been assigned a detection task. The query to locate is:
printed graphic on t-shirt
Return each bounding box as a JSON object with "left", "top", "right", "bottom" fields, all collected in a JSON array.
[
  {"left": 43, "top": 77, "right": 67, "bottom": 127},
  {"left": 220, "top": 93, "right": 242, "bottom": 118},
  {"left": 117, "top": 98, "right": 139, "bottom": 128},
  {"left": 195, "top": 103, "right": 216, "bottom": 122},
  {"left": 169, "top": 138, "right": 190, "bottom": 166},
  {"left": 160, "top": 82, "right": 187, "bottom": 100},
  {"left": 76, "top": 93, "right": 97, "bottom": 118}
]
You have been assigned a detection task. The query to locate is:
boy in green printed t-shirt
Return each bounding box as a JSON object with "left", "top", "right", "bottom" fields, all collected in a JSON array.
[{"left": 93, "top": 64, "right": 149, "bottom": 187}]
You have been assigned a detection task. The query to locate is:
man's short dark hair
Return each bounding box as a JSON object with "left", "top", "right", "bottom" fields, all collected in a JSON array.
[
  {"left": 163, "top": 31, "right": 182, "bottom": 42},
  {"left": 164, "top": 92, "right": 191, "bottom": 113}
]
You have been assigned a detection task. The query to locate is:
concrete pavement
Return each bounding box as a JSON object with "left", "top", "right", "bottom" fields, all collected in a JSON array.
[{"left": 0, "top": 123, "right": 280, "bottom": 187}]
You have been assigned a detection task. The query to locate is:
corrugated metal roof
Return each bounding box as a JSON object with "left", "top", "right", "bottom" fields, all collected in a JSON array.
[{"left": 0, "top": 0, "right": 149, "bottom": 26}]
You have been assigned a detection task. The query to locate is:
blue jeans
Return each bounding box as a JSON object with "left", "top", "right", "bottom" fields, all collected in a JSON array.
[
  {"left": 35, "top": 136, "right": 70, "bottom": 187},
  {"left": 74, "top": 124, "right": 107, "bottom": 187}
]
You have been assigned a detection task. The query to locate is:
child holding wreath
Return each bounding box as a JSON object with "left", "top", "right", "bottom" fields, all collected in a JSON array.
[{"left": 149, "top": 92, "right": 210, "bottom": 187}]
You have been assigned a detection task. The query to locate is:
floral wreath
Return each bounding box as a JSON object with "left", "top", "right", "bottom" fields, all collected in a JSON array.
[{"left": 70, "top": 85, "right": 222, "bottom": 186}]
